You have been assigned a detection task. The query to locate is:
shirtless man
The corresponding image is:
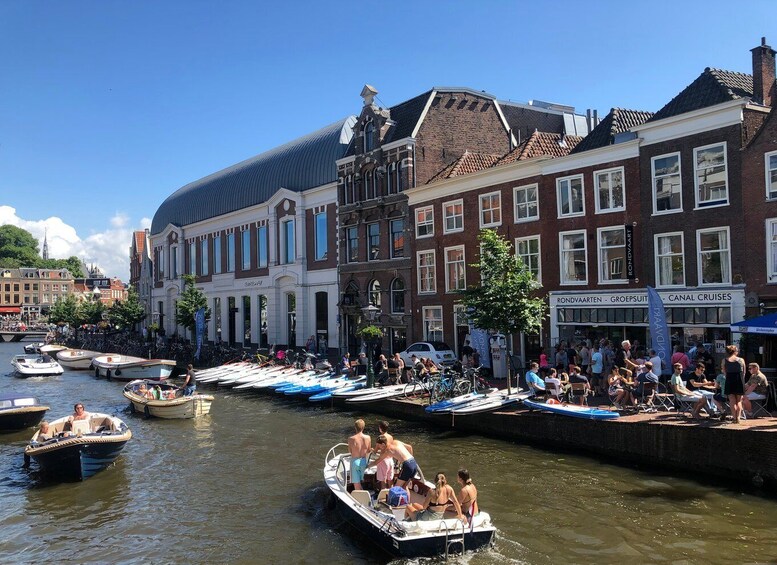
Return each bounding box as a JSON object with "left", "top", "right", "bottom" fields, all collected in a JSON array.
[
  {"left": 348, "top": 419, "right": 371, "bottom": 491},
  {"left": 369, "top": 435, "right": 416, "bottom": 488}
]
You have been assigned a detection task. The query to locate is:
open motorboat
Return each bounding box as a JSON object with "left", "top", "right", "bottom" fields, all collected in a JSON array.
[
  {"left": 0, "top": 395, "right": 49, "bottom": 431},
  {"left": 11, "top": 354, "right": 64, "bottom": 377},
  {"left": 40, "top": 344, "right": 69, "bottom": 356},
  {"left": 57, "top": 349, "right": 101, "bottom": 370},
  {"left": 324, "top": 443, "right": 495, "bottom": 558},
  {"left": 23, "top": 342, "right": 44, "bottom": 354},
  {"left": 24, "top": 412, "right": 132, "bottom": 481},
  {"left": 123, "top": 379, "right": 215, "bottom": 419},
  {"left": 92, "top": 354, "right": 175, "bottom": 381}
]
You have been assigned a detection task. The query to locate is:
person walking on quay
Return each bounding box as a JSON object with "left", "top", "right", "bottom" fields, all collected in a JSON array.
[
  {"left": 348, "top": 419, "right": 371, "bottom": 491},
  {"left": 671, "top": 345, "right": 690, "bottom": 371},
  {"left": 182, "top": 364, "right": 196, "bottom": 396},
  {"left": 721, "top": 345, "right": 747, "bottom": 424},
  {"left": 590, "top": 343, "right": 604, "bottom": 395}
]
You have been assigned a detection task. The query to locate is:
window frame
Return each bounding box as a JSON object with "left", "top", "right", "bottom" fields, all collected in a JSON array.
[
  {"left": 314, "top": 211, "right": 327, "bottom": 261},
  {"left": 390, "top": 278, "right": 405, "bottom": 313},
  {"left": 766, "top": 150, "right": 777, "bottom": 201},
  {"left": 201, "top": 239, "right": 209, "bottom": 276},
  {"left": 257, "top": 225, "right": 268, "bottom": 268},
  {"left": 696, "top": 226, "right": 731, "bottom": 286},
  {"left": 767, "top": 218, "right": 777, "bottom": 283},
  {"left": 241, "top": 229, "right": 251, "bottom": 271},
  {"left": 654, "top": 232, "right": 685, "bottom": 288},
  {"left": 417, "top": 250, "right": 436, "bottom": 294},
  {"left": 513, "top": 183, "right": 539, "bottom": 223},
  {"left": 226, "top": 233, "right": 235, "bottom": 272},
  {"left": 346, "top": 226, "right": 358, "bottom": 263},
  {"left": 556, "top": 175, "right": 585, "bottom": 218},
  {"left": 559, "top": 229, "right": 588, "bottom": 286},
  {"left": 515, "top": 235, "right": 541, "bottom": 283},
  {"left": 415, "top": 206, "right": 434, "bottom": 238},
  {"left": 189, "top": 241, "right": 197, "bottom": 276},
  {"left": 596, "top": 226, "right": 627, "bottom": 285},
  {"left": 367, "top": 222, "right": 380, "bottom": 261},
  {"left": 390, "top": 218, "right": 404, "bottom": 259},
  {"left": 281, "top": 219, "right": 295, "bottom": 265},
  {"left": 442, "top": 199, "right": 464, "bottom": 234},
  {"left": 422, "top": 306, "right": 443, "bottom": 342},
  {"left": 651, "top": 151, "right": 683, "bottom": 215},
  {"left": 444, "top": 245, "right": 466, "bottom": 293},
  {"left": 479, "top": 191, "right": 502, "bottom": 228},
  {"left": 593, "top": 166, "right": 625, "bottom": 214},
  {"left": 693, "top": 141, "right": 729, "bottom": 209}
]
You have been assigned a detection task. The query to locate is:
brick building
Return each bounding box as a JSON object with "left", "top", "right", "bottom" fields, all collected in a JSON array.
[{"left": 0, "top": 268, "right": 74, "bottom": 320}]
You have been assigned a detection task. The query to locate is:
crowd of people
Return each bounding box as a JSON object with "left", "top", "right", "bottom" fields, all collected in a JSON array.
[{"left": 347, "top": 419, "right": 477, "bottom": 524}]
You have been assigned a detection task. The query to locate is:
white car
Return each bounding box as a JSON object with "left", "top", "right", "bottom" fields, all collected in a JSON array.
[{"left": 399, "top": 342, "right": 457, "bottom": 368}]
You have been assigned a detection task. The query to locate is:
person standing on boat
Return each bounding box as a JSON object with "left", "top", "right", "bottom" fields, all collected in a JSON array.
[
  {"left": 374, "top": 421, "right": 395, "bottom": 491},
  {"left": 370, "top": 435, "right": 416, "bottom": 488},
  {"left": 182, "top": 364, "right": 196, "bottom": 396},
  {"left": 348, "top": 419, "right": 371, "bottom": 491}
]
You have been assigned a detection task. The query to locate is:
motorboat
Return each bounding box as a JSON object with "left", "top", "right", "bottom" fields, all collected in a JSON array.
[
  {"left": 324, "top": 443, "right": 496, "bottom": 558},
  {"left": 57, "top": 349, "right": 100, "bottom": 370},
  {"left": 0, "top": 395, "right": 49, "bottom": 431},
  {"left": 24, "top": 412, "right": 132, "bottom": 481},
  {"left": 92, "top": 354, "right": 175, "bottom": 381},
  {"left": 10, "top": 354, "right": 64, "bottom": 377},
  {"left": 123, "top": 379, "right": 215, "bottom": 419},
  {"left": 40, "top": 344, "right": 69, "bottom": 356},
  {"left": 23, "top": 342, "right": 44, "bottom": 354}
]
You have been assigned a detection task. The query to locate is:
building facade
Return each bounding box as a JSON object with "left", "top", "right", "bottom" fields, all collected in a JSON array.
[{"left": 0, "top": 268, "right": 74, "bottom": 320}]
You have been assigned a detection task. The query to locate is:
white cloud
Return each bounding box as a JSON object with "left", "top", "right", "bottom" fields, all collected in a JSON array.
[{"left": 0, "top": 205, "right": 143, "bottom": 280}]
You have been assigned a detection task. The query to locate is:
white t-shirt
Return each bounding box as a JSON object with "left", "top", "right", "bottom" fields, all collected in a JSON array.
[{"left": 649, "top": 356, "right": 662, "bottom": 374}]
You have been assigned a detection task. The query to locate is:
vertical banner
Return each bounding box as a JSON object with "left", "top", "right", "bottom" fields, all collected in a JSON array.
[
  {"left": 194, "top": 307, "right": 206, "bottom": 361},
  {"left": 625, "top": 224, "right": 635, "bottom": 279},
  {"left": 646, "top": 286, "right": 670, "bottom": 375}
]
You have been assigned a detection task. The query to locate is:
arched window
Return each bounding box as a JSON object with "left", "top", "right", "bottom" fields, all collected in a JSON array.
[
  {"left": 368, "top": 279, "right": 381, "bottom": 307},
  {"left": 364, "top": 120, "right": 375, "bottom": 153},
  {"left": 344, "top": 280, "right": 359, "bottom": 306},
  {"left": 390, "top": 278, "right": 405, "bottom": 313},
  {"left": 386, "top": 163, "right": 394, "bottom": 195},
  {"left": 364, "top": 169, "right": 373, "bottom": 200}
]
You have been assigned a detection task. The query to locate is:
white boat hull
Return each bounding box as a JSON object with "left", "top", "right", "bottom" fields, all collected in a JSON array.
[
  {"left": 127, "top": 396, "right": 214, "bottom": 418},
  {"left": 93, "top": 355, "right": 175, "bottom": 381},
  {"left": 57, "top": 350, "right": 100, "bottom": 370}
]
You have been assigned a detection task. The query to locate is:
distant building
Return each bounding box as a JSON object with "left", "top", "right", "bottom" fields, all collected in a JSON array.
[
  {"left": 73, "top": 276, "right": 128, "bottom": 306},
  {"left": 0, "top": 268, "right": 74, "bottom": 320}
]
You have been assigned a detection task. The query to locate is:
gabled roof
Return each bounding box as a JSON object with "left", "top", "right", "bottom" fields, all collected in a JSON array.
[
  {"left": 571, "top": 108, "right": 653, "bottom": 154},
  {"left": 426, "top": 151, "right": 503, "bottom": 184},
  {"left": 499, "top": 131, "right": 583, "bottom": 164},
  {"left": 151, "top": 117, "right": 356, "bottom": 235},
  {"left": 133, "top": 231, "right": 146, "bottom": 255},
  {"left": 649, "top": 68, "right": 753, "bottom": 123}
]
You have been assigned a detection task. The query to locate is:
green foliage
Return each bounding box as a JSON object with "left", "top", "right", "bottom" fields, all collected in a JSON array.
[
  {"left": 108, "top": 287, "right": 146, "bottom": 330},
  {"left": 356, "top": 325, "right": 383, "bottom": 341},
  {"left": 460, "top": 229, "right": 547, "bottom": 336},
  {"left": 175, "top": 274, "right": 210, "bottom": 334},
  {"left": 78, "top": 299, "right": 106, "bottom": 326},
  {"left": 47, "top": 294, "right": 80, "bottom": 326},
  {"left": 0, "top": 225, "right": 39, "bottom": 267}
]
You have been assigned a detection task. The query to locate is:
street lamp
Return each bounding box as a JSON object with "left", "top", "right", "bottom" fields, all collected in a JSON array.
[{"left": 360, "top": 303, "right": 381, "bottom": 388}]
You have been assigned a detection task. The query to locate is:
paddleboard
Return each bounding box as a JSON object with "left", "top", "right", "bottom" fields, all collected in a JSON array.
[{"left": 522, "top": 399, "right": 620, "bottom": 420}]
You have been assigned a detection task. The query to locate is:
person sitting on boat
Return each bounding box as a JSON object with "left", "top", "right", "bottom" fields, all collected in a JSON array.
[
  {"left": 348, "top": 419, "right": 371, "bottom": 491},
  {"left": 374, "top": 421, "right": 395, "bottom": 491},
  {"left": 525, "top": 362, "right": 545, "bottom": 396},
  {"left": 68, "top": 403, "right": 90, "bottom": 423},
  {"left": 182, "top": 364, "right": 196, "bottom": 396},
  {"left": 153, "top": 385, "right": 163, "bottom": 400},
  {"left": 406, "top": 472, "right": 465, "bottom": 523},
  {"left": 369, "top": 435, "right": 416, "bottom": 488},
  {"left": 37, "top": 421, "right": 53, "bottom": 441},
  {"left": 456, "top": 468, "right": 478, "bottom": 523}
]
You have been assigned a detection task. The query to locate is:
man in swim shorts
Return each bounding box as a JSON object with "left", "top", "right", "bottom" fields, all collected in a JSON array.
[
  {"left": 369, "top": 434, "right": 416, "bottom": 488},
  {"left": 348, "top": 419, "right": 371, "bottom": 490}
]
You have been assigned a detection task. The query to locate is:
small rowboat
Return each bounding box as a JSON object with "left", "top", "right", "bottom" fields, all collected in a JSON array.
[
  {"left": 92, "top": 354, "right": 175, "bottom": 381},
  {"left": 57, "top": 349, "right": 101, "bottom": 370},
  {"left": 123, "top": 379, "right": 214, "bottom": 419},
  {"left": 0, "top": 395, "right": 49, "bottom": 431},
  {"left": 522, "top": 398, "right": 620, "bottom": 420}
]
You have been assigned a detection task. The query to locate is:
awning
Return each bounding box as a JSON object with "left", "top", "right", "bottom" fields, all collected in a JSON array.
[
  {"left": 0, "top": 307, "right": 20, "bottom": 314},
  {"left": 730, "top": 313, "right": 777, "bottom": 335}
]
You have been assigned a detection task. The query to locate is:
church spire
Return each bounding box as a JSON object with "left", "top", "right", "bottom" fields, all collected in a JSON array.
[{"left": 42, "top": 229, "right": 49, "bottom": 260}]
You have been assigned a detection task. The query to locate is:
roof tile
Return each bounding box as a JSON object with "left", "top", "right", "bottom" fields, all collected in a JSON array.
[{"left": 571, "top": 108, "right": 653, "bottom": 154}]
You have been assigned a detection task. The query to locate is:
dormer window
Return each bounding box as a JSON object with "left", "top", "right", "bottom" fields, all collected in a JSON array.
[{"left": 364, "top": 120, "right": 375, "bottom": 153}]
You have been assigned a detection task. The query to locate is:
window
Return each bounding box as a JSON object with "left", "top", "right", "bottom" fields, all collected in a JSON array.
[
  {"left": 479, "top": 191, "right": 502, "bottom": 227},
  {"left": 767, "top": 219, "right": 777, "bottom": 281},
  {"left": 344, "top": 175, "right": 355, "bottom": 204},
  {"left": 390, "top": 219, "right": 404, "bottom": 258},
  {"left": 367, "top": 223, "right": 380, "bottom": 261},
  {"left": 364, "top": 120, "right": 375, "bottom": 153},
  {"left": 368, "top": 279, "right": 381, "bottom": 307},
  {"left": 515, "top": 236, "right": 541, "bottom": 282},
  {"left": 443, "top": 200, "right": 464, "bottom": 233},
  {"left": 201, "top": 239, "right": 209, "bottom": 275},
  {"left": 346, "top": 227, "right": 358, "bottom": 263},
  {"left": 257, "top": 225, "right": 268, "bottom": 268},
  {"left": 560, "top": 231, "right": 587, "bottom": 284},
  {"left": 594, "top": 167, "right": 625, "bottom": 213},
  {"left": 513, "top": 184, "right": 539, "bottom": 222},
  {"left": 386, "top": 163, "right": 395, "bottom": 195},
  {"left": 418, "top": 251, "right": 436, "bottom": 293},
  {"left": 652, "top": 152, "right": 682, "bottom": 213},
  {"left": 226, "top": 233, "right": 235, "bottom": 272},
  {"left": 171, "top": 246, "right": 178, "bottom": 278},
  {"left": 415, "top": 206, "right": 434, "bottom": 238},
  {"left": 655, "top": 233, "right": 685, "bottom": 287},
  {"left": 398, "top": 161, "right": 406, "bottom": 192},
  {"left": 445, "top": 246, "right": 466, "bottom": 292},
  {"left": 597, "top": 227, "right": 627, "bottom": 283},
  {"left": 556, "top": 175, "right": 584, "bottom": 217},
  {"left": 694, "top": 143, "right": 728, "bottom": 208},
  {"left": 766, "top": 151, "right": 777, "bottom": 200},
  {"left": 189, "top": 241, "right": 197, "bottom": 275},
  {"left": 697, "top": 227, "right": 730, "bottom": 285},
  {"left": 390, "top": 278, "right": 405, "bottom": 313},
  {"left": 364, "top": 169, "right": 374, "bottom": 200},
  {"left": 314, "top": 211, "right": 327, "bottom": 260},
  {"left": 241, "top": 229, "right": 251, "bottom": 270},
  {"left": 213, "top": 235, "right": 222, "bottom": 274},
  {"left": 423, "top": 306, "right": 443, "bottom": 342},
  {"left": 282, "top": 220, "right": 295, "bottom": 264}
]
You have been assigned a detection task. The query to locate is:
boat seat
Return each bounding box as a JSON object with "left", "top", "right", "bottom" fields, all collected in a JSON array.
[
  {"left": 71, "top": 420, "right": 90, "bottom": 435},
  {"left": 351, "top": 489, "right": 372, "bottom": 507},
  {"left": 376, "top": 488, "right": 390, "bottom": 504}
]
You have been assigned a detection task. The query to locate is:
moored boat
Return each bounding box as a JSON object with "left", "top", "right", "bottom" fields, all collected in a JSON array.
[
  {"left": 23, "top": 342, "right": 44, "bottom": 354},
  {"left": 57, "top": 349, "right": 101, "bottom": 370},
  {"left": 0, "top": 395, "right": 49, "bottom": 431},
  {"left": 522, "top": 398, "right": 620, "bottom": 420},
  {"left": 123, "top": 379, "right": 215, "bottom": 419},
  {"left": 10, "top": 354, "right": 64, "bottom": 377},
  {"left": 324, "top": 443, "right": 495, "bottom": 558},
  {"left": 24, "top": 412, "right": 132, "bottom": 481},
  {"left": 40, "top": 344, "right": 68, "bottom": 356},
  {"left": 92, "top": 354, "right": 175, "bottom": 381}
]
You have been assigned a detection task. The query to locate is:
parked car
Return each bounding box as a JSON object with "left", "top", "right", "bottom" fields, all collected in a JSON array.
[{"left": 399, "top": 342, "right": 456, "bottom": 368}]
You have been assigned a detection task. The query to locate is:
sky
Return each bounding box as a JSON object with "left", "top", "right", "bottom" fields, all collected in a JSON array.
[{"left": 1, "top": 1, "right": 775, "bottom": 279}]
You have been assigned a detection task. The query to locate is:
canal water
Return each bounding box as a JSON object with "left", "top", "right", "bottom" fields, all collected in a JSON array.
[{"left": 1, "top": 340, "right": 777, "bottom": 564}]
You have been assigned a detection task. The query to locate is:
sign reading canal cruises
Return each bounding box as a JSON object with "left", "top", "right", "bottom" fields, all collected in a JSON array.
[
  {"left": 625, "top": 224, "right": 635, "bottom": 280},
  {"left": 552, "top": 290, "right": 735, "bottom": 306}
]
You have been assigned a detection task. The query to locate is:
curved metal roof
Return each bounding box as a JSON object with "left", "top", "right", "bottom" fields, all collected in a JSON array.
[{"left": 151, "top": 116, "right": 356, "bottom": 235}]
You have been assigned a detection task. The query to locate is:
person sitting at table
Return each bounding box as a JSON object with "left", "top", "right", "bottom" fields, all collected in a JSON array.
[
  {"left": 629, "top": 362, "right": 659, "bottom": 408},
  {"left": 743, "top": 362, "right": 769, "bottom": 416},
  {"left": 686, "top": 362, "right": 724, "bottom": 415},
  {"left": 568, "top": 365, "right": 590, "bottom": 405},
  {"left": 423, "top": 357, "right": 439, "bottom": 374},
  {"left": 525, "top": 362, "right": 545, "bottom": 396},
  {"left": 669, "top": 363, "right": 707, "bottom": 419},
  {"left": 608, "top": 367, "right": 630, "bottom": 409}
]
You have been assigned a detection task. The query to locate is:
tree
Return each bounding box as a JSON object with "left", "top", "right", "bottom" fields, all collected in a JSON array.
[
  {"left": 47, "top": 294, "right": 80, "bottom": 326},
  {"left": 175, "top": 274, "right": 210, "bottom": 336},
  {"left": 78, "top": 299, "right": 106, "bottom": 326},
  {"left": 460, "top": 229, "right": 547, "bottom": 392},
  {"left": 108, "top": 287, "right": 146, "bottom": 330},
  {"left": 0, "top": 225, "right": 39, "bottom": 267}
]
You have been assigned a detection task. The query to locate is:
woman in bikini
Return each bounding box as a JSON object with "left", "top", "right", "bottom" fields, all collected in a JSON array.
[
  {"left": 456, "top": 468, "right": 478, "bottom": 523},
  {"left": 406, "top": 472, "right": 465, "bottom": 523}
]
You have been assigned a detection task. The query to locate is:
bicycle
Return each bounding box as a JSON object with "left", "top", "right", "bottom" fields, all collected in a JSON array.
[
  {"left": 431, "top": 369, "right": 471, "bottom": 402},
  {"left": 403, "top": 370, "right": 437, "bottom": 402}
]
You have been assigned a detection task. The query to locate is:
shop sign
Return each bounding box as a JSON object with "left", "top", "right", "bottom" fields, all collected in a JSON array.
[
  {"left": 243, "top": 280, "right": 264, "bottom": 288},
  {"left": 625, "top": 225, "right": 635, "bottom": 279},
  {"left": 552, "top": 290, "right": 736, "bottom": 306}
]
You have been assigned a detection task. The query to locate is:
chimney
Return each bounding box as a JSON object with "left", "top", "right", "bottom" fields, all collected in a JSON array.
[{"left": 751, "top": 37, "right": 776, "bottom": 107}]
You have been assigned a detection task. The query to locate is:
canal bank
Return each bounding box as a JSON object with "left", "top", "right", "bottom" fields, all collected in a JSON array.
[{"left": 332, "top": 396, "right": 777, "bottom": 492}]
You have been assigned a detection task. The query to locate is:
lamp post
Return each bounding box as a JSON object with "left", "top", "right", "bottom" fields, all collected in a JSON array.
[{"left": 361, "top": 303, "right": 380, "bottom": 388}]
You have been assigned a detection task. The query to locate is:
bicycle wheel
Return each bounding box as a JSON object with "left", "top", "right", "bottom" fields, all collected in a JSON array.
[
  {"left": 404, "top": 382, "right": 421, "bottom": 399},
  {"left": 454, "top": 380, "right": 471, "bottom": 396}
]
